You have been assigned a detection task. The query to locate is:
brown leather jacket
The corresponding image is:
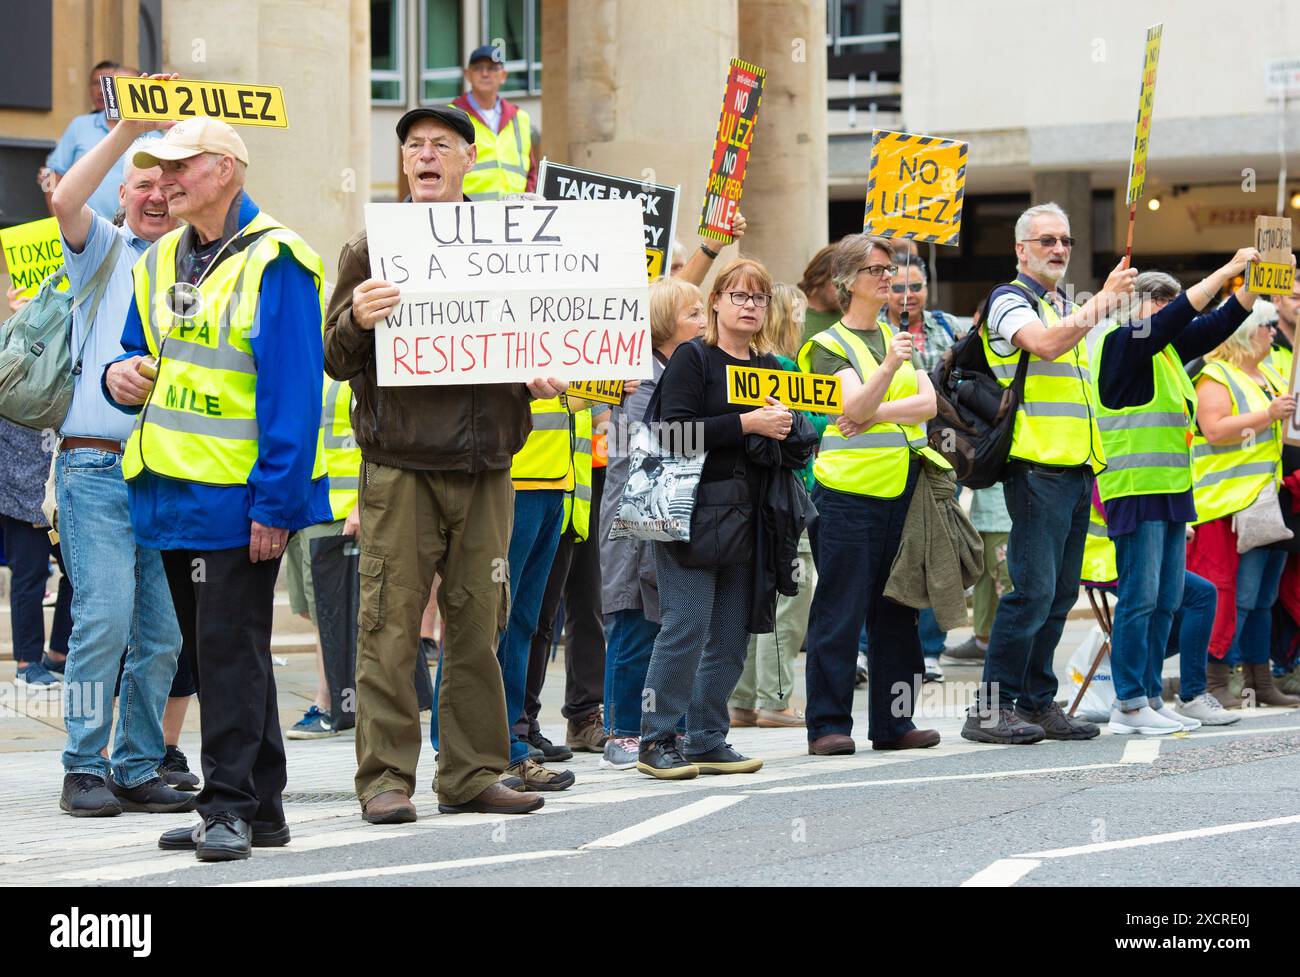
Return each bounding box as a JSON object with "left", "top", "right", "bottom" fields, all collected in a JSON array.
[{"left": 323, "top": 229, "right": 533, "bottom": 472}]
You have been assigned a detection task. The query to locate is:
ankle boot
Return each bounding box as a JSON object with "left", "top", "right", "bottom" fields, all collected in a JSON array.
[
  {"left": 1206, "top": 659, "right": 1243, "bottom": 709},
  {"left": 1244, "top": 662, "right": 1300, "bottom": 707}
]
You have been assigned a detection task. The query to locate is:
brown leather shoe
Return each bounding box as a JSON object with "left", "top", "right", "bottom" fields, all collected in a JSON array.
[
  {"left": 872, "top": 728, "right": 941, "bottom": 751},
  {"left": 1244, "top": 662, "right": 1300, "bottom": 708},
  {"left": 437, "top": 781, "right": 544, "bottom": 815},
  {"left": 729, "top": 707, "right": 759, "bottom": 728},
  {"left": 566, "top": 709, "right": 608, "bottom": 753},
  {"left": 756, "top": 707, "right": 806, "bottom": 728},
  {"left": 362, "top": 789, "right": 417, "bottom": 824},
  {"left": 808, "top": 734, "right": 856, "bottom": 756}
]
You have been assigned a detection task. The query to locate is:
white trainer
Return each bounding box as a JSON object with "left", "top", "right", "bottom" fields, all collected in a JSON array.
[
  {"left": 1152, "top": 700, "right": 1200, "bottom": 731},
  {"left": 1107, "top": 705, "right": 1182, "bottom": 735},
  {"left": 1174, "top": 693, "right": 1240, "bottom": 727}
]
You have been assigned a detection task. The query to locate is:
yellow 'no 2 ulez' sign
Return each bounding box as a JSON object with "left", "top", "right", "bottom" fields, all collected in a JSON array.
[{"left": 725, "top": 365, "right": 842, "bottom": 415}]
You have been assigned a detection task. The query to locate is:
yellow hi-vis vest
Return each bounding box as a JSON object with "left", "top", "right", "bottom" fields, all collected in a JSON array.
[
  {"left": 566, "top": 408, "right": 593, "bottom": 542},
  {"left": 1092, "top": 323, "right": 1197, "bottom": 503},
  {"left": 510, "top": 396, "right": 593, "bottom": 541},
  {"left": 123, "top": 212, "right": 327, "bottom": 487},
  {"left": 981, "top": 279, "right": 1106, "bottom": 473},
  {"left": 1190, "top": 360, "right": 1285, "bottom": 526},
  {"left": 1081, "top": 502, "right": 1118, "bottom": 586},
  {"left": 457, "top": 103, "right": 531, "bottom": 201},
  {"left": 797, "top": 321, "right": 951, "bottom": 499},
  {"left": 1267, "top": 342, "right": 1294, "bottom": 385},
  {"left": 322, "top": 378, "right": 360, "bottom": 521}
]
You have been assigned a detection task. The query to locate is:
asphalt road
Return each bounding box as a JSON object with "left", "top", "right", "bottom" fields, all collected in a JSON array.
[{"left": 22, "top": 708, "right": 1297, "bottom": 888}]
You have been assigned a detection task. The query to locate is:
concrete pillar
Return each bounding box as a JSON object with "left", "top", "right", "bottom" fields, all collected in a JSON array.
[
  {"left": 161, "top": 0, "right": 369, "bottom": 281},
  {"left": 738, "top": 0, "right": 827, "bottom": 284},
  {"left": 543, "top": 0, "right": 740, "bottom": 278},
  {"left": 1032, "top": 170, "right": 1095, "bottom": 293}
]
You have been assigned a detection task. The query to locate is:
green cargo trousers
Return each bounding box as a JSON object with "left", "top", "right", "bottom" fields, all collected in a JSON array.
[{"left": 354, "top": 462, "right": 513, "bottom": 807}]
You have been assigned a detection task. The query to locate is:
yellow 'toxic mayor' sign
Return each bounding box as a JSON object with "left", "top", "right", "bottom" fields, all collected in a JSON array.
[
  {"left": 863, "top": 130, "right": 967, "bottom": 246},
  {"left": 725, "top": 365, "right": 842, "bottom": 415},
  {"left": 102, "top": 76, "right": 289, "bottom": 128},
  {"left": 1, "top": 217, "right": 65, "bottom": 298},
  {"left": 1125, "top": 23, "right": 1163, "bottom": 206},
  {"left": 1249, "top": 216, "right": 1295, "bottom": 295}
]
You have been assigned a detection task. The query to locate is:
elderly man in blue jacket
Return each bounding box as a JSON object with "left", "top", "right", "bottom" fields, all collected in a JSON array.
[{"left": 104, "top": 118, "right": 332, "bottom": 862}]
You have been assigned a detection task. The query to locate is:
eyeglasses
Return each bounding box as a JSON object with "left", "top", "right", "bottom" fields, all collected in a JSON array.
[
  {"left": 890, "top": 282, "right": 925, "bottom": 294},
  {"left": 725, "top": 291, "right": 770, "bottom": 308},
  {"left": 1022, "top": 235, "right": 1076, "bottom": 249},
  {"left": 859, "top": 264, "right": 899, "bottom": 278}
]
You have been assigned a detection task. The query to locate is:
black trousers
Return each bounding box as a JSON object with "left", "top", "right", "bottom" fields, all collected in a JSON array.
[
  {"left": 516, "top": 467, "right": 607, "bottom": 735},
  {"left": 161, "top": 547, "right": 285, "bottom": 824},
  {"left": 2, "top": 514, "right": 72, "bottom": 662}
]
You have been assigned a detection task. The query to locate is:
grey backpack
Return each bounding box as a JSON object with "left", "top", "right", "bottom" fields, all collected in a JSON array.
[{"left": 0, "top": 234, "right": 122, "bottom": 432}]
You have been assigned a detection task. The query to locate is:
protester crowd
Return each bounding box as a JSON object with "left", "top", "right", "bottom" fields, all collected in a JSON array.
[{"left": 5, "top": 53, "right": 1300, "bottom": 862}]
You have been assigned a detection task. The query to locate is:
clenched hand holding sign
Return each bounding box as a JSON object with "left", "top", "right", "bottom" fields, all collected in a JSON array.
[{"left": 365, "top": 199, "right": 653, "bottom": 386}]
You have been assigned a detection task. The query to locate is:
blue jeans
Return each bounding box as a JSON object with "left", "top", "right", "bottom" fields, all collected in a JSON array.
[
  {"left": 1165, "top": 570, "right": 1216, "bottom": 702},
  {"left": 1111, "top": 520, "right": 1186, "bottom": 709},
  {"left": 982, "top": 464, "right": 1092, "bottom": 711},
  {"left": 806, "top": 471, "right": 922, "bottom": 745},
  {"left": 604, "top": 609, "right": 659, "bottom": 737},
  {"left": 56, "top": 449, "right": 181, "bottom": 787},
  {"left": 1228, "top": 548, "right": 1287, "bottom": 665},
  {"left": 430, "top": 489, "right": 564, "bottom": 765}
]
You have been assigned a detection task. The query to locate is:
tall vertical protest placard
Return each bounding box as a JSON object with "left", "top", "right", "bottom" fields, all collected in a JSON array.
[
  {"left": 863, "top": 130, "right": 968, "bottom": 245},
  {"left": 538, "top": 160, "right": 680, "bottom": 280},
  {"left": 1123, "top": 22, "right": 1163, "bottom": 257},
  {"left": 1, "top": 217, "right": 65, "bottom": 298},
  {"left": 698, "top": 58, "right": 765, "bottom": 243},
  {"left": 365, "top": 199, "right": 652, "bottom": 386}
]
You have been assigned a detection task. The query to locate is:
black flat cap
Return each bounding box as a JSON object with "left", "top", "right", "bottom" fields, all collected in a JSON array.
[{"left": 396, "top": 106, "right": 475, "bottom": 145}]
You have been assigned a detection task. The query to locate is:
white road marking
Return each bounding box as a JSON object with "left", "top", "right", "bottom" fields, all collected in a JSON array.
[
  {"left": 960, "top": 858, "right": 1042, "bottom": 887},
  {"left": 221, "top": 849, "right": 582, "bottom": 887},
  {"left": 751, "top": 762, "right": 1120, "bottom": 794},
  {"left": 962, "top": 812, "right": 1300, "bottom": 886},
  {"left": 1120, "top": 739, "right": 1161, "bottom": 763},
  {"left": 581, "top": 795, "right": 747, "bottom": 849}
]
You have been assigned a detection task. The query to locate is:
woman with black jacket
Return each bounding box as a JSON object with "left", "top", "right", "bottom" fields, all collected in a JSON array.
[{"left": 637, "top": 259, "right": 793, "bottom": 780}]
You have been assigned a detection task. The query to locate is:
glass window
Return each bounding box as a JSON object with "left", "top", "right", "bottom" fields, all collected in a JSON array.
[
  {"left": 827, "top": 0, "right": 900, "bottom": 54},
  {"left": 482, "top": 0, "right": 541, "bottom": 96},
  {"left": 371, "top": 0, "right": 404, "bottom": 104},
  {"left": 422, "top": 0, "right": 463, "bottom": 102}
]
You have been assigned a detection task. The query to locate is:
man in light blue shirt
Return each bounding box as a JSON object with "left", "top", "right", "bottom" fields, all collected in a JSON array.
[
  {"left": 42, "top": 61, "right": 159, "bottom": 221},
  {"left": 48, "top": 95, "right": 197, "bottom": 820}
]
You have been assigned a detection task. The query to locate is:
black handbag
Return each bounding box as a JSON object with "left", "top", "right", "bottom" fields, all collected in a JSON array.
[{"left": 672, "top": 458, "right": 753, "bottom": 567}]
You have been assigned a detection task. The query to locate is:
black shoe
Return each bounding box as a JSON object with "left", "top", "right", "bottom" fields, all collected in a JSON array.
[
  {"left": 59, "top": 773, "right": 122, "bottom": 818},
  {"left": 683, "top": 743, "right": 763, "bottom": 774},
  {"left": 195, "top": 812, "right": 252, "bottom": 861},
  {"left": 960, "top": 705, "right": 1045, "bottom": 745},
  {"left": 1015, "top": 701, "right": 1100, "bottom": 740},
  {"left": 159, "top": 746, "right": 201, "bottom": 791},
  {"left": 159, "top": 819, "right": 290, "bottom": 851},
  {"left": 40, "top": 653, "right": 66, "bottom": 675},
  {"left": 109, "top": 775, "right": 198, "bottom": 813},
  {"left": 636, "top": 740, "right": 699, "bottom": 780},
  {"left": 525, "top": 731, "right": 574, "bottom": 763}
]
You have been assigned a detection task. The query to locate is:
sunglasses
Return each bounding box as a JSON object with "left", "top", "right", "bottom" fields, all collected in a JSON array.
[
  {"left": 1022, "top": 235, "right": 1076, "bottom": 249},
  {"left": 890, "top": 282, "right": 925, "bottom": 294}
]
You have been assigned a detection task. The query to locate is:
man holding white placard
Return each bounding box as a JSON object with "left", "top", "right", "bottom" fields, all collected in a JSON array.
[{"left": 324, "top": 106, "right": 566, "bottom": 822}]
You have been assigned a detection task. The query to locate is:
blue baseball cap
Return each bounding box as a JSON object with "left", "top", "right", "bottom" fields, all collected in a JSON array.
[{"left": 467, "top": 44, "right": 504, "bottom": 66}]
